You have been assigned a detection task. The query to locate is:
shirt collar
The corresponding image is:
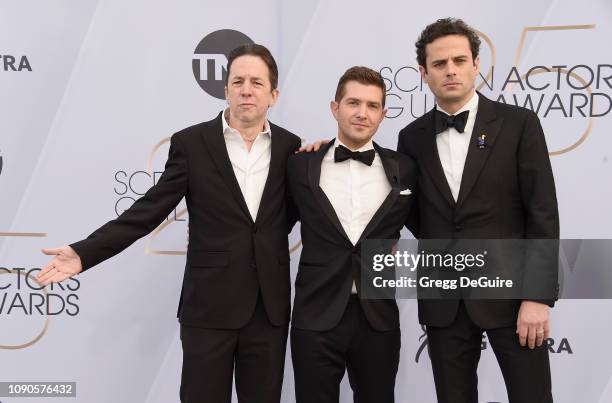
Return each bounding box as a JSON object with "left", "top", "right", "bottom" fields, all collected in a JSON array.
[
  {"left": 222, "top": 108, "right": 271, "bottom": 137},
  {"left": 436, "top": 91, "right": 479, "bottom": 116}
]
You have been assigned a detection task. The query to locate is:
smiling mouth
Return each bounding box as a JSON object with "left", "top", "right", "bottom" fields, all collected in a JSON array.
[{"left": 352, "top": 123, "right": 369, "bottom": 128}]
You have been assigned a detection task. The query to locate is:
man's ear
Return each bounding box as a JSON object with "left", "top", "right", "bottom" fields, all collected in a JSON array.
[
  {"left": 380, "top": 108, "right": 388, "bottom": 124},
  {"left": 269, "top": 88, "right": 280, "bottom": 107},
  {"left": 419, "top": 65, "right": 428, "bottom": 84},
  {"left": 473, "top": 55, "right": 481, "bottom": 76},
  {"left": 330, "top": 100, "right": 339, "bottom": 120}
]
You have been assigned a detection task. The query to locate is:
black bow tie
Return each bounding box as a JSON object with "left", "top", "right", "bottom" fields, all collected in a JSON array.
[
  {"left": 435, "top": 109, "right": 469, "bottom": 134},
  {"left": 334, "top": 145, "right": 375, "bottom": 166}
]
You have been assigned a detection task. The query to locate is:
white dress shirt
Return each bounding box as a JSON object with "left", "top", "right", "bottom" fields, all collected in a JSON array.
[
  {"left": 320, "top": 138, "right": 392, "bottom": 293},
  {"left": 436, "top": 91, "right": 479, "bottom": 201},
  {"left": 222, "top": 109, "right": 271, "bottom": 221}
]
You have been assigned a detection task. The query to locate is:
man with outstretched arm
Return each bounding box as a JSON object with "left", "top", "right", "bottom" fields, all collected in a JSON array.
[{"left": 38, "top": 44, "right": 302, "bottom": 403}]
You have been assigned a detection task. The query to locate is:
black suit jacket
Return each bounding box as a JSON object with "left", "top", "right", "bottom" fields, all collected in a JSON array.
[
  {"left": 71, "top": 112, "right": 302, "bottom": 329},
  {"left": 397, "top": 93, "right": 559, "bottom": 329},
  {"left": 287, "top": 140, "right": 418, "bottom": 332}
]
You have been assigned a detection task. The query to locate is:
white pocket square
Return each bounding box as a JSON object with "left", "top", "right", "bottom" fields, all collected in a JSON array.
[{"left": 399, "top": 188, "right": 412, "bottom": 196}]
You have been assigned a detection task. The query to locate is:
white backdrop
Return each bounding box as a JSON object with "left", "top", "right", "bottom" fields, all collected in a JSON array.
[{"left": 1, "top": 0, "right": 612, "bottom": 402}]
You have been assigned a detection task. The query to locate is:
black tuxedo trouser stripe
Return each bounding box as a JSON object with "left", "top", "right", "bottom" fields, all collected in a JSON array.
[
  {"left": 291, "top": 296, "right": 401, "bottom": 403},
  {"left": 426, "top": 301, "right": 553, "bottom": 403},
  {"left": 179, "top": 295, "right": 288, "bottom": 403}
]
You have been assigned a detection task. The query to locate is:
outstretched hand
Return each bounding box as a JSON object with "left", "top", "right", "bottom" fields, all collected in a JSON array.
[{"left": 37, "top": 246, "right": 83, "bottom": 286}]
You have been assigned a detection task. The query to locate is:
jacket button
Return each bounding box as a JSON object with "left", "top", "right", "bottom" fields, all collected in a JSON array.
[
  {"left": 252, "top": 225, "right": 258, "bottom": 234},
  {"left": 455, "top": 225, "right": 462, "bottom": 232}
]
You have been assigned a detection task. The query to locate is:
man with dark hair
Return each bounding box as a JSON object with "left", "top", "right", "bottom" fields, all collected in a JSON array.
[
  {"left": 397, "top": 18, "right": 559, "bottom": 403},
  {"left": 38, "top": 43, "right": 302, "bottom": 403},
  {"left": 227, "top": 43, "right": 279, "bottom": 89},
  {"left": 287, "top": 66, "right": 418, "bottom": 403},
  {"left": 333, "top": 66, "right": 388, "bottom": 107},
  {"left": 414, "top": 18, "right": 481, "bottom": 70}
]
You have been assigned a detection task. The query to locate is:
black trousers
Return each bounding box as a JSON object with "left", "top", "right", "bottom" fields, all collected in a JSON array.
[
  {"left": 291, "top": 295, "right": 401, "bottom": 403},
  {"left": 426, "top": 301, "right": 553, "bottom": 403},
  {"left": 179, "top": 295, "right": 288, "bottom": 403}
]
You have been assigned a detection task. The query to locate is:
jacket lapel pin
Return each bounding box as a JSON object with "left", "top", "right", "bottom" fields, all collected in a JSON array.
[{"left": 477, "top": 133, "right": 487, "bottom": 149}]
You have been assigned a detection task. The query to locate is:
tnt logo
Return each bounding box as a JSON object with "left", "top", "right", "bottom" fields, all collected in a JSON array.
[{"left": 192, "top": 29, "right": 254, "bottom": 99}]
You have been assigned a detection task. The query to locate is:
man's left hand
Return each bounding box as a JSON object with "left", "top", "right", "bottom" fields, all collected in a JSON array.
[{"left": 516, "top": 300, "right": 550, "bottom": 349}]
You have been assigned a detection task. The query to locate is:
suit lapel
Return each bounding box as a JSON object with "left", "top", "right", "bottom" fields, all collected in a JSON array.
[
  {"left": 419, "top": 110, "right": 456, "bottom": 207},
  {"left": 355, "top": 143, "right": 401, "bottom": 245},
  {"left": 308, "top": 139, "right": 352, "bottom": 246},
  {"left": 455, "top": 94, "right": 503, "bottom": 209},
  {"left": 254, "top": 124, "right": 282, "bottom": 224},
  {"left": 201, "top": 112, "right": 253, "bottom": 223}
]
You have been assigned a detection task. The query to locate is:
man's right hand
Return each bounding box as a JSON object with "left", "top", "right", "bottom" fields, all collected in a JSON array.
[{"left": 37, "top": 246, "right": 83, "bottom": 286}]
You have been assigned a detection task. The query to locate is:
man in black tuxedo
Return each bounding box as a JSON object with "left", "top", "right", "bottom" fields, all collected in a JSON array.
[
  {"left": 37, "top": 44, "right": 302, "bottom": 403},
  {"left": 397, "top": 18, "right": 559, "bottom": 403},
  {"left": 287, "top": 66, "right": 418, "bottom": 403}
]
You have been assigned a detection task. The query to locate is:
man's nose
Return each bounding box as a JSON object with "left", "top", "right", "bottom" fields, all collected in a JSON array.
[
  {"left": 445, "top": 61, "right": 457, "bottom": 77},
  {"left": 356, "top": 104, "right": 367, "bottom": 118},
  {"left": 240, "top": 82, "right": 253, "bottom": 96}
]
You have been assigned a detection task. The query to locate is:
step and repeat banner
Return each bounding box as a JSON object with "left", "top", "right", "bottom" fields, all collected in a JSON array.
[{"left": 1, "top": 0, "right": 611, "bottom": 402}]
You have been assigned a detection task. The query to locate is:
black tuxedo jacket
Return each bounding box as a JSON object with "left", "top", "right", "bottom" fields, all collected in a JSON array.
[
  {"left": 71, "top": 112, "right": 301, "bottom": 329},
  {"left": 397, "top": 93, "right": 559, "bottom": 329},
  {"left": 287, "top": 140, "right": 418, "bottom": 332}
]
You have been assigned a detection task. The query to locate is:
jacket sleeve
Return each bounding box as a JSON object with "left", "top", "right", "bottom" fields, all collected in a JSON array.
[
  {"left": 286, "top": 154, "right": 301, "bottom": 233},
  {"left": 397, "top": 130, "right": 420, "bottom": 238},
  {"left": 70, "top": 134, "right": 189, "bottom": 270},
  {"left": 517, "top": 111, "right": 560, "bottom": 306}
]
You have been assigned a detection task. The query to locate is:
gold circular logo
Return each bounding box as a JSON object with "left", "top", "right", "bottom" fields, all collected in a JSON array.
[
  {"left": 0, "top": 270, "right": 50, "bottom": 350},
  {"left": 505, "top": 69, "right": 593, "bottom": 156}
]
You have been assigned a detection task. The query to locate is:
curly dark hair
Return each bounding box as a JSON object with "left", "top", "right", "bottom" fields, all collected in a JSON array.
[{"left": 415, "top": 18, "right": 481, "bottom": 70}]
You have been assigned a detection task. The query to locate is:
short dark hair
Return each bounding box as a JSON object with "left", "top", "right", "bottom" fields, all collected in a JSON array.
[
  {"left": 415, "top": 18, "right": 481, "bottom": 69},
  {"left": 226, "top": 43, "right": 279, "bottom": 90},
  {"left": 334, "top": 66, "right": 387, "bottom": 108}
]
